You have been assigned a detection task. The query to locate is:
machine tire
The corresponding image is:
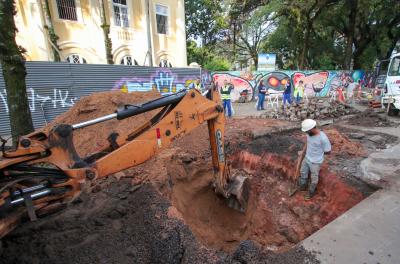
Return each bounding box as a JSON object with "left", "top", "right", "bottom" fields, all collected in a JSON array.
[{"left": 387, "top": 104, "right": 399, "bottom": 116}]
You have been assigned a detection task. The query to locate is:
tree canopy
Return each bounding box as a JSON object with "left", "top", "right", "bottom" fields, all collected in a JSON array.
[{"left": 185, "top": 0, "right": 400, "bottom": 70}]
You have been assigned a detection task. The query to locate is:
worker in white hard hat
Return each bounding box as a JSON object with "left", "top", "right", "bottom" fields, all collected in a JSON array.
[{"left": 299, "top": 119, "right": 332, "bottom": 200}]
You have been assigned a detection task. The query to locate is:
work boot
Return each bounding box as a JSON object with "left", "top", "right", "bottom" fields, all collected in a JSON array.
[
  {"left": 298, "top": 179, "right": 307, "bottom": 191},
  {"left": 304, "top": 184, "right": 317, "bottom": 200}
]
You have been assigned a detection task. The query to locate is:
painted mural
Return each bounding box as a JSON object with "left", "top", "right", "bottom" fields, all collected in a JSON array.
[
  {"left": 113, "top": 69, "right": 199, "bottom": 95},
  {"left": 212, "top": 70, "right": 370, "bottom": 102}
]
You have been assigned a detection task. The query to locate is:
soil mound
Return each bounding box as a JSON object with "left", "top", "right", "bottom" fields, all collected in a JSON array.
[
  {"left": 324, "top": 128, "right": 366, "bottom": 156},
  {"left": 0, "top": 178, "right": 319, "bottom": 264},
  {"left": 45, "top": 91, "right": 160, "bottom": 157}
]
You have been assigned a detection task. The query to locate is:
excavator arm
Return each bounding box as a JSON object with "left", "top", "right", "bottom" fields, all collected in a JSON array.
[{"left": 0, "top": 87, "right": 249, "bottom": 238}]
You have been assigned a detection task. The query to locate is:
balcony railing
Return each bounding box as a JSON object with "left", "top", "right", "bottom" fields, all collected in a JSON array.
[{"left": 110, "top": 27, "right": 135, "bottom": 42}]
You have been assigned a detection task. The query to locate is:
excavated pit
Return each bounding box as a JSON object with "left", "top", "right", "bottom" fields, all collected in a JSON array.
[{"left": 163, "top": 127, "right": 371, "bottom": 252}]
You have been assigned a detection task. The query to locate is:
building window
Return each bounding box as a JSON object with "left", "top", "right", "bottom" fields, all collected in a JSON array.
[
  {"left": 159, "top": 59, "right": 172, "bottom": 68},
  {"left": 56, "top": 0, "right": 78, "bottom": 21},
  {"left": 121, "top": 56, "right": 138, "bottom": 66},
  {"left": 155, "top": 4, "right": 168, "bottom": 34},
  {"left": 113, "top": 0, "right": 129, "bottom": 27},
  {"left": 66, "top": 54, "right": 87, "bottom": 64}
]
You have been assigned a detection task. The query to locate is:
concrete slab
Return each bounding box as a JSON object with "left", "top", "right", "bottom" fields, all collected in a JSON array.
[{"left": 302, "top": 189, "right": 400, "bottom": 263}]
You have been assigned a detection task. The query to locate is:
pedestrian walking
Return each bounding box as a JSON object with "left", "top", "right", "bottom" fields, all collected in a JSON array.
[
  {"left": 298, "top": 119, "right": 332, "bottom": 200},
  {"left": 356, "top": 79, "right": 362, "bottom": 99},
  {"left": 294, "top": 80, "right": 305, "bottom": 104},
  {"left": 337, "top": 86, "right": 346, "bottom": 103},
  {"left": 283, "top": 80, "right": 292, "bottom": 107},
  {"left": 346, "top": 80, "right": 357, "bottom": 104},
  {"left": 257, "top": 80, "right": 267, "bottom": 111},
  {"left": 220, "top": 80, "right": 233, "bottom": 118}
]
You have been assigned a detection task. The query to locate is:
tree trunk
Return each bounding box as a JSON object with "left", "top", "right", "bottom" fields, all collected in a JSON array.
[
  {"left": 352, "top": 48, "right": 363, "bottom": 70},
  {"left": 0, "top": 1, "right": 34, "bottom": 145},
  {"left": 253, "top": 53, "right": 258, "bottom": 70},
  {"left": 299, "top": 24, "right": 311, "bottom": 70},
  {"left": 100, "top": 0, "right": 113, "bottom": 64},
  {"left": 344, "top": 0, "right": 358, "bottom": 70},
  {"left": 233, "top": 22, "right": 237, "bottom": 69}
]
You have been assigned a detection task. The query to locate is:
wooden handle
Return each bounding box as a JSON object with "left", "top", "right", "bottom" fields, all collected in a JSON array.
[{"left": 293, "top": 146, "right": 306, "bottom": 181}]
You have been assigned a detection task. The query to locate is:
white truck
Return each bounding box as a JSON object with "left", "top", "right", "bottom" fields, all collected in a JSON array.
[{"left": 382, "top": 53, "right": 400, "bottom": 116}]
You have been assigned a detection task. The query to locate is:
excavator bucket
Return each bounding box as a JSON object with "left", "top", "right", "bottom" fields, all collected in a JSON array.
[{"left": 226, "top": 174, "right": 251, "bottom": 213}]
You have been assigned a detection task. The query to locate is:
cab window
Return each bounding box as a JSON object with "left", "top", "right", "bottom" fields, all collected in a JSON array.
[{"left": 388, "top": 57, "right": 400, "bottom": 76}]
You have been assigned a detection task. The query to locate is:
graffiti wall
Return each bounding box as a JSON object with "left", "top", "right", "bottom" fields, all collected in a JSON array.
[
  {"left": 213, "top": 70, "right": 371, "bottom": 102},
  {"left": 0, "top": 62, "right": 200, "bottom": 135},
  {"left": 112, "top": 68, "right": 200, "bottom": 95}
]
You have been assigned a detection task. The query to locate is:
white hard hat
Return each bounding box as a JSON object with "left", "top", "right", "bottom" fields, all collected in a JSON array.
[{"left": 301, "top": 119, "right": 317, "bottom": 132}]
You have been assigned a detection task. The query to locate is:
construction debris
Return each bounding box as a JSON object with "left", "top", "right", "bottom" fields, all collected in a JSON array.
[
  {"left": 368, "top": 100, "right": 382, "bottom": 109},
  {"left": 261, "top": 98, "right": 359, "bottom": 121}
]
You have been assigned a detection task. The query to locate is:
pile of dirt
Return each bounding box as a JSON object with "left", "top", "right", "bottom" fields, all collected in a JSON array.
[
  {"left": 1, "top": 178, "right": 319, "bottom": 264},
  {"left": 324, "top": 128, "right": 366, "bottom": 157},
  {"left": 45, "top": 91, "right": 161, "bottom": 157},
  {"left": 347, "top": 109, "right": 395, "bottom": 127}
]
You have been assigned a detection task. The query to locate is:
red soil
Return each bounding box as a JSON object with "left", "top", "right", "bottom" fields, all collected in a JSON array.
[
  {"left": 119, "top": 121, "right": 367, "bottom": 252},
  {"left": 42, "top": 91, "right": 368, "bottom": 253},
  {"left": 45, "top": 91, "right": 160, "bottom": 157}
]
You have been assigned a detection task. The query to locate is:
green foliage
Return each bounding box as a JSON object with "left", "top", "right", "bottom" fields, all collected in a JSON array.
[
  {"left": 186, "top": 40, "right": 209, "bottom": 65},
  {"left": 204, "top": 57, "right": 231, "bottom": 71},
  {"left": 186, "top": 0, "right": 399, "bottom": 70},
  {"left": 185, "top": 0, "right": 225, "bottom": 45},
  {"left": 235, "top": 6, "right": 276, "bottom": 68}
]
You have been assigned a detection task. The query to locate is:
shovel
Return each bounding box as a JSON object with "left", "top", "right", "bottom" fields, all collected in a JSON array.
[{"left": 288, "top": 147, "right": 306, "bottom": 197}]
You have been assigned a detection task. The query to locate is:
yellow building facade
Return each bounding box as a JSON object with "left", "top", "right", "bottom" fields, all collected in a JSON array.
[{"left": 14, "top": 0, "right": 187, "bottom": 67}]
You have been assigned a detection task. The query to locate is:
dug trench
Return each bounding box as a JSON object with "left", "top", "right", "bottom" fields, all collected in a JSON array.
[
  {"left": 158, "top": 124, "right": 378, "bottom": 253},
  {"left": 0, "top": 91, "right": 391, "bottom": 263}
]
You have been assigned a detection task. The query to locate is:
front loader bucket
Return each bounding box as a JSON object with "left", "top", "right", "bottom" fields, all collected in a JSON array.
[{"left": 226, "top": 175, "right": 250, "bottom": 213}]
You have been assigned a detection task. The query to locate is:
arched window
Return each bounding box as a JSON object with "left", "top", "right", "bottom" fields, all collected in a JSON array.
[
  {"left": 120, "top": 56, "right": 138, "bottom": 66},
  {"left": 159, "top": 59, "right": 172, "bottom": 68},
  {"left": 66, "top": 54, "right": 87, "bottom": 64}
]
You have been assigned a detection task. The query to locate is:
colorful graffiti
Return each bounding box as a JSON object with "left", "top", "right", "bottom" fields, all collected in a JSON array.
[
  {"left": 212, "top": 70, "right": 369, "bottom": 102},
  {"left": 213, "top": 73, "right": 254, "bottom": 102},
  {"left": 113, "top": 69, "right": 199, "bottom": 95}
]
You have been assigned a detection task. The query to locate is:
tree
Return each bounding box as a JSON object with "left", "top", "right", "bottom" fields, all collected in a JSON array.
[
  {"left": 235, "top": 7, "right": 276, "bottom": 69},
  {"left": 204, "top": 57, "right": 231, "bottom": 71},
  {"left": 0, "top": 1, "right": 34, "bottom": 144},
  {"left": 100, "top": 0, "right": 113, "bottom": 64},
  {"left": 275, "top": 0, "right": 340, "bottom": 69},
  {"left": 325, "top": 0, "right": 400, "bottom": 69},
  {"left": 185, "top": 0, "right": 225, "bottom": 46}
]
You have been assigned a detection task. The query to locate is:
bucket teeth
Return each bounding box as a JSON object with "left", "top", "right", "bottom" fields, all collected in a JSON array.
[{"left": 226, "top": 175, "right": 250, "bottom": 213}]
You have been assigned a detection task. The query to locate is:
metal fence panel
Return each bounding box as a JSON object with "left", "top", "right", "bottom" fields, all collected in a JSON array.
[{"left": 0, "top": 62, "right": 200, "bottom": 136}]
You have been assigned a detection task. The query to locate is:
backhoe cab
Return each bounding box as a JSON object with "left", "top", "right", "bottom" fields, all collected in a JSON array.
[{"left": 0, "top": 87, "right": 250, "bottom": 238}]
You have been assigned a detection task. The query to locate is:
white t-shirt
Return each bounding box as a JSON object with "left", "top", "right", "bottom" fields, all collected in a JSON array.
[
  {"left": 305, "top": 131, "right": 332, "bottom": 164},
  {"left": 347, "top": 83, "right": 357, "bottom": 96}
]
